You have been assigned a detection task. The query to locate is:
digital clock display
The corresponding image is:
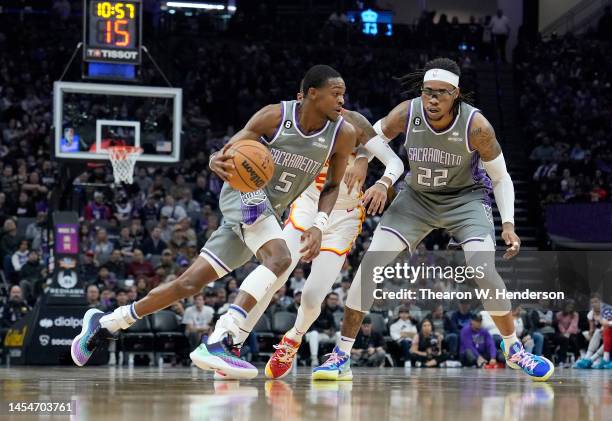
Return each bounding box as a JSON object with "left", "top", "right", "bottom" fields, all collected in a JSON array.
[{"left": 84, "top": 0, "right": 142, "bottom": 64}]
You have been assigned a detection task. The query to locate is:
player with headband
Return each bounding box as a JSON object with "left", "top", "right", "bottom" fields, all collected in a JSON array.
[{"left": 312, "top": 57, "right": 555, "bottom": 382}]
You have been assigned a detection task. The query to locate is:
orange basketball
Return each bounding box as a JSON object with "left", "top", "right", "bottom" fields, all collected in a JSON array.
[{"left": 227, "top": 139, "right": 275, "bottom": 192}]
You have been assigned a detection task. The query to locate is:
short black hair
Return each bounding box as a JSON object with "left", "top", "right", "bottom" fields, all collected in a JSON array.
[
  {"left": 470, "top": 313, "right": 482, "bottom": 322},
  {"left": 301, "top": 65, "right": 342, "bottom": 97},
  {"left": 423, "top": 57, "right": 461, "bottom": 78}
]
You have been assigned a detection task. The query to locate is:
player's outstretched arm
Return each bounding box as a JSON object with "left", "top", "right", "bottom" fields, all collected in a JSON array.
[
  {"left": 299, "top": 121, "right": 356, "bottom": 262},
  {"left": 209, "top": 104, "right": 281, "bottom": 182},
  {"left": 469, "top": 112, "right": 520, "bottom": 259},
  {"left": 342, "top": 109, "right": 376, "bottom": 194},
  {"left": 354, "top": 105, "right": 406, "bottom": 214}
]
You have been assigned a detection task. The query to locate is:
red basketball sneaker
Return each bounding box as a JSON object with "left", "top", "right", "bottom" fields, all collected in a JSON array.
[{"left": 265, "top": 336, "right": 301, "bottom": 379}]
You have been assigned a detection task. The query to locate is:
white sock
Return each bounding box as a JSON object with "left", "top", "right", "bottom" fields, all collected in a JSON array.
[
  {"left": 502, "top": 332, "right": 519, "bottom": 353},
  {"left": 208, "top": 305, "right": 246, "bottom": 343},
  {"left": 338, "top": 336, "right": 355, "bottom": 354},
  {"left": 605, "top": 352, "right": 610, "bottom": 362},
  {"left": 100, "top": 303, "right": 140, "bottom": 334},
  {"left": 235, "top": 327, "right": 251, "bottom": 345},
  {"left": 285, "top": 327, "right": 305, "bottom": 343}
]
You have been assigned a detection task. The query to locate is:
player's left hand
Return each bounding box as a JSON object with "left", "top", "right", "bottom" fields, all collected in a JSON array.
[
  {"left": 300, "top": 227, "right": 322, "bottom": 262},
  {"left": 344, "top": 156, "right": 368, "bottom": 194},
  {"left": 362, "top": 182, "right": 388, "bottom": 215},
  {"left": 501, "top": 225, "right": 521, "bottom": 260}
]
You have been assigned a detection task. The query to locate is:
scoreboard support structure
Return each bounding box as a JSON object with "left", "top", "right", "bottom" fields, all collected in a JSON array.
[{"left": 57, "top": 1, "right": 171, "bottom": 84}]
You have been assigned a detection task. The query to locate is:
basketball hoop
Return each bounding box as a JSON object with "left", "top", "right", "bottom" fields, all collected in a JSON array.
[{"left": 107, "top": 146, "right": 143, "bottom": 184}]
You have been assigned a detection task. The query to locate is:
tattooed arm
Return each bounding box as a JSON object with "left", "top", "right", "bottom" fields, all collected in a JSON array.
[{"left": 469, "top": 113, "right": 520, "bottom": 259}]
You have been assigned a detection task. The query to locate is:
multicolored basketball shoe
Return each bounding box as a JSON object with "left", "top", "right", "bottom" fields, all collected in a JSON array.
[
  {"left": 312, "top": 346, "right": 352, "bottom": 381},
  {"left": 71, "top": 308, "right": 114, "bottom": 367},
  {"left": 265, "top": 336, "right": 300, "bottom": 379},
  {"left": 190, "top": 335, "right": 258, "bottom": 379},
  {"left": 501, "top": 341, "right": 554, "bottom": 382},
  {"left": 213, "top": 342, "right": 243, "bottom": 380}
]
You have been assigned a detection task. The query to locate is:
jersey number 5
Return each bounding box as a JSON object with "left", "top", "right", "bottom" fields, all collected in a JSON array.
[
  {"left": 417, "top": 167, "right": 448, "bottom": 187},
  {"left": 274, "top": 171, "right": 297, "bottom": 193}
]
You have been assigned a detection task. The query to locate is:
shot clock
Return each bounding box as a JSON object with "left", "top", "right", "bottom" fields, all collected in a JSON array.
[{"left": 83, "top": 0, "right": 142, "bottom": 64}]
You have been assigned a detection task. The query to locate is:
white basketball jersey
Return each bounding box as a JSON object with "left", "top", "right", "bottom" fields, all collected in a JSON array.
[{"left": 303, "top": 152, "right": 361, "bottom": 210}]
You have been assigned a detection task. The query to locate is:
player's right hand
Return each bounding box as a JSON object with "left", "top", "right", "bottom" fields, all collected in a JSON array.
[
  {"left": 299, "top": 227, "right": 322, "bottom": 262},
  {"left": 344, "top": 156, "right": 368, "bottom": 194},
  {"left": 209, "top": 144, "right": 235, "bottom": 182},
  {"left": 362, "top": 182, "right": 388, "bottom": 214}
]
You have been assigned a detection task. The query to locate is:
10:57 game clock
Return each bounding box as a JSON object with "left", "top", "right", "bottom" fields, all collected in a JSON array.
[{"left": 83, "top": 0, "right": 142, "bottom": 64}]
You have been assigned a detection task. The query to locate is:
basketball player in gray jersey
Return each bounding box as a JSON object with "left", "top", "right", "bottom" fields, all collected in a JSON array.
[
  {"left": 71, "top": 65, "right": 356, "bottom": 378},
  {"left": 314, "top": 58, "right": 555, "bottom": 382}
]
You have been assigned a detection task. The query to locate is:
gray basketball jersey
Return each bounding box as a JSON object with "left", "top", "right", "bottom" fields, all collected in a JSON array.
[
  {"left": 219, "top": 100, "right": 344, "bottom": 226},
  {"left": 263, "top": 100, "right": 344, "bottom": 214},
  {"left": 404, "top": 97, "right": 492, "bottom": 196}
]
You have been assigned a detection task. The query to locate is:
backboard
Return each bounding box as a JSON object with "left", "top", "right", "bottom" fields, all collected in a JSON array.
[{"left": 53, "top": 81, "right": 182, "bottom": 164}]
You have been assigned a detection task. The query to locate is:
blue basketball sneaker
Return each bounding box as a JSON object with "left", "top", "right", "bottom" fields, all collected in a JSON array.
[
  {"left": 574, "top": 358, "right": 593, "bottom": 369},
  {"left": 71, "top": 308, "right": 114, "bottom": 367},
  {"left": 312, "top": 346, "right": 352, "bottom": 381},
  {"left": 501, "top": 341, "right": 554, "bottom": 382},
  {"left": 591, "top": 359, "right": 612, "bottom": 369},
  {"left": 190, "top": 335, "right": 258, "bottom": 379}
]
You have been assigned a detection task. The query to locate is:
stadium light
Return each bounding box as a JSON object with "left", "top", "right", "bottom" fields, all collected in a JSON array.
[{"left": 166, "top": 2, "right": 225, "bottom": 10}]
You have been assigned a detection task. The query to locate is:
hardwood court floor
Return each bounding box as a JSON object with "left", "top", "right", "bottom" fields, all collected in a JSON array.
[{"left": 1, "top": 366, "right": 609, "bottom": 421}]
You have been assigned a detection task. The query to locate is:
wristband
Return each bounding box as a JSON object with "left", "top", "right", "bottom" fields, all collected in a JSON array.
[
  {"left": 208, "top": 151, "right": 219, "bottom": 170},
  {"left": 312, "top": 212, "right": 329, "bottom": 232},
  {"left": 375, "top": 179, "right": 390, "bottom": 190}
]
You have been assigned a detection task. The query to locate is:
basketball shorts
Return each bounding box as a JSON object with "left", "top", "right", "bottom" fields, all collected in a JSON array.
[
  {"left": 285, "top": 193, "right": 365, "bottom": 256},
  {"left": 200, "top": 185, "right": 284, "bottom": 276},
  {"left": 379, "top": 185, "right": 495, "bottom": 252}
]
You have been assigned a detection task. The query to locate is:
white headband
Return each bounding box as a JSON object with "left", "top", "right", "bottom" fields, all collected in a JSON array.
[{"left": 423, "top": 68, "right": 459, "bottom": 88}]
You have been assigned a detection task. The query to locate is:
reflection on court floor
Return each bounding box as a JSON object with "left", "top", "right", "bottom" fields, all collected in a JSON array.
[{"left": 1, "top": 366, "right": 609, "bottom": 421}]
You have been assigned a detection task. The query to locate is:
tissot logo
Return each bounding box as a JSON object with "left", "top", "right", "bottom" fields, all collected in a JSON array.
[{"left": 87, "top": 49, "right": 139, "bottom": 60}]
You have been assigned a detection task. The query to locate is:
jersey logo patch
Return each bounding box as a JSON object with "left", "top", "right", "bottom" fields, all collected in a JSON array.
[
  {"left": 413, "top": 117, "right": 422, "bottom": 126},
  {"left": 240, "top": 190, "right": 267, "bottom": 206},
  {"left": 284, "top": 120, "right": 293, "bottom": 129}
]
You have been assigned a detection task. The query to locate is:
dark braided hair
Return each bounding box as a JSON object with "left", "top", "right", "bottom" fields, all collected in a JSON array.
[{"left": 395, "top": 57, "right": 474, "bottom": 116}]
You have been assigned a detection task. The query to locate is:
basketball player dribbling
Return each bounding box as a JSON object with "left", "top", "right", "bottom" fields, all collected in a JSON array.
[
  {"left": 203, "top": 87, "right": 404, "bottom": 380},
  {"left": 71, "top": 65, "right": 356, "bottom": 378},
  {"left": 312, "top": 58, "right": 555, "bottom": 382}
]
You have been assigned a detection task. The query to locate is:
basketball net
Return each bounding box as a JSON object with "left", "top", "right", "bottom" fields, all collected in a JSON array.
[{"left": 107, "top": 146, "right": 143, "bottom": 184}]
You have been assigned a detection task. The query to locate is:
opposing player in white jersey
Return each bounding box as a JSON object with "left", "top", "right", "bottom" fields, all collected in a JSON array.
[{"left": 207, "top": 91, "right": 404, "bottom": 380}]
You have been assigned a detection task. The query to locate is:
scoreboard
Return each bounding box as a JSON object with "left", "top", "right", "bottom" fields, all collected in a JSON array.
[{"left": 83, "top": 0, "right": 142, "bottom": 65}]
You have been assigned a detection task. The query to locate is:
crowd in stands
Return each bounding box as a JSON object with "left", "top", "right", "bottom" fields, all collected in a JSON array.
[
  {"left": 516, "top": 18, "right": 612, "bottom": 206},
  {"left": 0, "top": 2, "right": 610, "bottom": 369}
]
